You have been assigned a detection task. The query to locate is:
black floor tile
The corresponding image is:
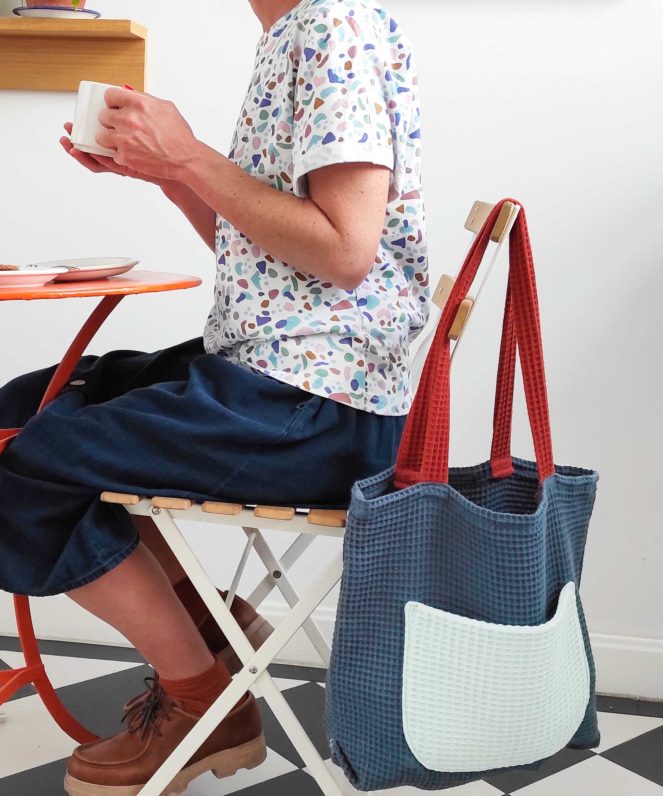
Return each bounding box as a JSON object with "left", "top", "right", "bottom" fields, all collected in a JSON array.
[
  {"left": 232, "top": 768, "right": 324, "bottom": 795},
  {"left": 54, "top": 664, "right": 153, "bottom": 738},
  {"left": 269, "top": 663, "right": 326, "bottom": 684},
  {"left": 597, "top": 694, "right": 663, "bottom": 719},
  {"left": 255, "top": 696, "right": 305, "bottom": 768},
  {"left": 601, "top": 724, "right": 663, "bottom": 787},
  {"left": 0, "top": 758, "right": 67, "bottom": 796},
  {"left": 254, "top": 683, "right": 328, "bottom": 769},
  {"left": 1, "top": 681, "right": 36, "bottom": 702},
  {"left": 0, "top": 637, "right": 143, "bottom": 664},
  {"left": 281, "top": 682, "right": 330, "bottom": 760},
  {"left": 0, "top": 655, "right": 36, "bottom": 702},
  {"left": 483, "top": 747, "right": 596, "bottom": 792}
]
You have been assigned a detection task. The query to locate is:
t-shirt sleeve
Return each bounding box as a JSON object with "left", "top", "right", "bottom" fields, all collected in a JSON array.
[{"left": 291, "top": 10, "right": 395, "bottom": 198}]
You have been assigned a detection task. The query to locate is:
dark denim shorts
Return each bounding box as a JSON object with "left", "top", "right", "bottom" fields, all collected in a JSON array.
[{"left": 0, "top": 338, "right": 406, "bottom": 597}]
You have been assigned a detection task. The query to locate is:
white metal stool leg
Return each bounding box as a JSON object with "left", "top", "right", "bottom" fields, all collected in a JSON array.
[
  {"left": 227, "top": 529, "right": 257, "bottom": 605},
  {"left": 246, "top": 531, "right": 315, "bottom": 606},
  {"left": 247, "top": 527, "right": 333, "bottom": 666},
  {"left": 137, "top": 508, "right": 345, "bottom": 796}
]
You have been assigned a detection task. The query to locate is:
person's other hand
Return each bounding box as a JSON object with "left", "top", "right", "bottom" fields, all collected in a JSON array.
[
  {"left": 96, "top": 88, "right": 199, "bottom": 182},
  {"left": 59, "top": 122, "right": 169, "bottom": 187}
]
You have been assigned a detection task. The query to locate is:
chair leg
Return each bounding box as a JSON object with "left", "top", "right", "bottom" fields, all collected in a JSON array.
[
  {"left": 245, "top": 531, "right": 315, "bottom": 607},
  {"left": 11, "top": 596, "right": 97, "bottom": 744},
  {"left": 247, "top": 528, "right": 333, "bottom": 667},
  {"left": 256, "top": 672, "right": 346, "bottom": 795},
  {"left": 226, "top": 529, "right": 257, "bottom": 606},
  {"left": 138, "top": 508, "right": 346, "bottom": 796}
]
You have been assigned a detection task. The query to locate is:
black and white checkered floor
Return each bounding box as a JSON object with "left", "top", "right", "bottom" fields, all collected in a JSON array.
[{"left": 1, "top": 638, "right": 662, "bottom": 796}]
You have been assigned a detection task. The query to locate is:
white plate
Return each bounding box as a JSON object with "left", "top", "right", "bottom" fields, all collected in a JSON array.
[
  {"left": 0, "top": 268, "right": 67, "bottom": 289},
  {"left": 13, "top": 6, "right": 101, "bottom": 19},
  {"left": 25, "top": 257, "right": 139, "bottom": 282}
]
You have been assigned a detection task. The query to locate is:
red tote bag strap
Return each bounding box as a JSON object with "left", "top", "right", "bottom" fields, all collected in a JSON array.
[
  {"left": 490, "top": 273, "right": 517, "bottom": 478},
  {"left": 506, "top": 210, "right": 555, "bottom": 480},
  {"left": 395, "top": 200, "right": 555, "bottom": 488}
]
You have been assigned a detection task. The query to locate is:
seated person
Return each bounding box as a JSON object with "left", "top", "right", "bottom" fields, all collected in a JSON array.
[{"left": 0, "top": 0, "right": 428, "bottom": 793}]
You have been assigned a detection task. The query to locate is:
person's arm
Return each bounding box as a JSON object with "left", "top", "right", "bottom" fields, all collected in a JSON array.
[
  {"left": 159, "top": 181, "right": 216, "bottom": 253},
  {"left": 96, "top": 90, "right": 390, "bottom": 290},
  {"left": 179, "top": 144, "right": 390, "bottom": 290},
  {"left": 60, "top": 122, "right": 216, "bottom": 253}
]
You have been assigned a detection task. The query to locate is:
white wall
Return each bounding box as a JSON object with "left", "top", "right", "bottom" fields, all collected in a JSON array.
[{"left": 1, "top": 0, "right": 661, "bottom": 698}]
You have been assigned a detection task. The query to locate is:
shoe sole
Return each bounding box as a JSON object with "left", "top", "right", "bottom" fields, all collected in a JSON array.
[
  {"left": 63, "top": 734, "right": 267, "bottom": 796},
  {"left": 219, "top": 616, "right": 274, "bottom": 675}
]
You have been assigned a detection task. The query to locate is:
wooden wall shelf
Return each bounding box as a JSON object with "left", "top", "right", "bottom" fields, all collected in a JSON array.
[{"left": 0, "top": 19, "right": 148, "bottom": 92}]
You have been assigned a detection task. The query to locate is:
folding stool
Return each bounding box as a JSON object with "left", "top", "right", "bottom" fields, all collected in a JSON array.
[{"left": 99, "top": 199, "right": 521, "bottom": 796}]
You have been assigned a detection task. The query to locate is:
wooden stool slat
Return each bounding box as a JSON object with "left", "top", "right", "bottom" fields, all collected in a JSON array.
[
  {"left": 100, "top": 491, "right": 140, "bottom": 505},
  {"left": 254, "top": 505, "right": 296, "bottom": 521},
  {"left": 307, "top": 509, "right": 347, "bottom": 528},
  {"left": 152, "top": 496, "right": 192, "bottom": 511},
  {"left": 202, "top": 501, "right": 244, "bottom": 516}
]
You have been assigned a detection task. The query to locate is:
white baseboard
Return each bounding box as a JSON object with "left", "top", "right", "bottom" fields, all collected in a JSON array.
[
  {"left": 2, "top": 597, "right": 661, "bottom": 701},
  {"left": 590, "top": 632, "right": 663, "bottom": 701}
]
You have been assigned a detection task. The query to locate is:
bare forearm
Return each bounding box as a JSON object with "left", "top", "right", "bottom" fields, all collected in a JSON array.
[
  {"left": 161, "top": 181, "right": 217, "bottom": 252},
  {"left": 178, "top": 142, "right": 359, "bottom": 289},
  {"left": 88, "top": 87, "right": 386, "bottom": 284}
]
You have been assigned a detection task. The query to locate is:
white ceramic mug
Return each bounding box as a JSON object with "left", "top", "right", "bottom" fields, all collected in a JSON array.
[{"left": 70, "top": 80, "right": 127, "bottom": 157}]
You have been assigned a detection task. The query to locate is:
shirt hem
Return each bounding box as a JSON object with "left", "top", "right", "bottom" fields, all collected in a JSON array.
[{"left": 222, "top": 355, "right": 411, "bottom": 418}]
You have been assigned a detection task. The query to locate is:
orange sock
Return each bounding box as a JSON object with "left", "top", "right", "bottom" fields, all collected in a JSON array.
[{"left": 160, "top": 658, "right": 231, "bottom": 716}]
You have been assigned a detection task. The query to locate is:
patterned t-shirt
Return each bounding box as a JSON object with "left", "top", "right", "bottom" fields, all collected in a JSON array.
[{"left": 203, "top": 0, "right": 429, "bottom": 415}]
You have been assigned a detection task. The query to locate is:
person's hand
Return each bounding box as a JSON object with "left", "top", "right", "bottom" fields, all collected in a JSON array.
[
  {"left": 59, "top": 122, "right": 169, "bottom": 187},
  {"left": 95, "top": 88, "right": 200, "bottom": 182}
]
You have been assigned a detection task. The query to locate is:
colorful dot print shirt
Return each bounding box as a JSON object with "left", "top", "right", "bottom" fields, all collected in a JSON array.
[{"left": 203, "top": 0, "right": 429, "bottom": 415}]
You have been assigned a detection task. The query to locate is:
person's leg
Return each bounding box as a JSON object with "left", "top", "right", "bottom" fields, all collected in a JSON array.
[
  {"left": 0, "top": 358, "right": 94, "bottom": 428},
  {"left": 1, "top": 340, "right": 271, "bottom": 660},
  {"left": 0, "top": 342, "right": 269, "bottom": 793},
  {"left": 0, "top": 338, "right": 206, "bottom": 430},
  {"left": 130, "top": 513, "right": 273, "bottom": 665},
  {"left": 132, "top": 514, "right": 188, "bottom": 585},
  {"left": 0, "top": 349, "right": 306, "bottom": 671},
  {"left": 0, "top": 351, "right": 402, "bottom": 601},
  {"left": 66, "top": 542, "right": 216, "bottom": 681},
  {"left": 63, "top": 547, "right": 264, "bottom": 796},
  {"left": 0, "top": 352, "right": 400, "bottom": 792}
]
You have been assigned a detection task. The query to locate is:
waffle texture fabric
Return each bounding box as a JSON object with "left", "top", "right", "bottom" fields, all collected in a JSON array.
[
  {"left": 402, "top": 581, "right": 590, "bottom": 772},
  {"left": 324, "top": 457, "right": 600, "bottom": 791}
]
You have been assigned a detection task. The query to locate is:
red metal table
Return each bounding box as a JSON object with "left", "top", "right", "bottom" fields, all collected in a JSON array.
[{"left": 0, "top": 270, "right": 201, "bottom": 743}]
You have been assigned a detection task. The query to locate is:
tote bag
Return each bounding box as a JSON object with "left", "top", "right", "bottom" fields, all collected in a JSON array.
[{"left": 324, "top": 200, "right": 600, "bottom": 791}]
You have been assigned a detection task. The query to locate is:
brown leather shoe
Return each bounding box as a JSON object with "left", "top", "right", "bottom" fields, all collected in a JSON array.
[
  {"left": 174, "top": 579, "right": 274, "bottom": 674},
  {"left": 64, "top": 675, "right": 266, "bottom": 796}
]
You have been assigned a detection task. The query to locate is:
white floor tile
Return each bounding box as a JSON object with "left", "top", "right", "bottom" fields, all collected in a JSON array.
[
  {"left": 0, "top": 693, "right": 78, "bottom": 777},
  {"left": 309, "top": 759, "right": 504, "bottom": 796},
  {"left": 516, "top": 756, "right": 663, "bottom": 796},
  {"left": 271, "top": 677, "right": 309, "bottom": 692},
  {"left": 197, "top": 748, "right": 298, "bottom": 795},
  {"left": 0, "top": 651, "right": 142, "bottom": 691},
  {"left": 595, "top": 710, "right": 663, "bottom": 754}
]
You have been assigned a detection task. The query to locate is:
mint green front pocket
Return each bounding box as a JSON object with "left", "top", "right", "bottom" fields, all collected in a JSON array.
[{"left": 402, "top": 582, "right": 590, "bottom": 773}]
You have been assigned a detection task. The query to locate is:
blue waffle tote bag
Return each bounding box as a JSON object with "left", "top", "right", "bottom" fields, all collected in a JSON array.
[{"left": 324, "top": 200, "right": 600, "bottom": 791}]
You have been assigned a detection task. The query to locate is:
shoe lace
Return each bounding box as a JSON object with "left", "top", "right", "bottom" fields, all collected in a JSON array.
[{"left": 122, "top": 675, "right": 172, "bottom": 740}]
